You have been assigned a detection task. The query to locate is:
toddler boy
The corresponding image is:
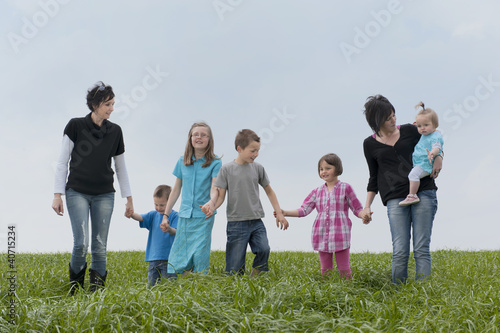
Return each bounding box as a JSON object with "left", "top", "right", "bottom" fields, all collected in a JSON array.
[{"left": 129, "top": 185, "right": 178, "bottom": 286}]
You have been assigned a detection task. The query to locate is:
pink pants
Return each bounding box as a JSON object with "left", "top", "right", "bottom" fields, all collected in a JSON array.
[{"left": 319, "top": 248, "right": 351, "bottom": 279}]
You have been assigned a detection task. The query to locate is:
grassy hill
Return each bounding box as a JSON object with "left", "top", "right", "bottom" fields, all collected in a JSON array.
[{"left": 1, "top": 250, "right": 499, "bottom": 332}]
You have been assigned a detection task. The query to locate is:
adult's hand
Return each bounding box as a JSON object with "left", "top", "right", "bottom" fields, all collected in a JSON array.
[
  {"left": 52, "top": 195, "right": 64, "bottom": 216},
  {"left": 360, "top": 207, "right": 373, "bottom": 224},
  {"left": 431, "top": 155, "right": 443, "bottom": 179},
  {"left": 124, "top": 197, "right": 134, "bottom": 218}
]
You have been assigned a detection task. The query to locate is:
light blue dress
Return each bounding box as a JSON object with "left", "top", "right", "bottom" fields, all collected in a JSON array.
[{"left": 168, "top": 155, "right": 222, "bottom": 274}]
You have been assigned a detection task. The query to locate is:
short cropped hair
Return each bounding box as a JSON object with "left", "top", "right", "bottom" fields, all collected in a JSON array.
[
  {"left": 153, "top": 185, "right": 172, "bottom": 200},
  {"left": 318, "top": 153, "right": 343, "bottom": 176},
  {"left": 363, "top": 95, "right": 396, "bottom": 137},
  {"left": 415, "top": 102, "right": 439, "bottom": 127},
  {"left": 86, "top": 81, "right": 115, "bottom": 112},
  {"left": 234, "top": 129, "right": 260, "bottom": 150}
]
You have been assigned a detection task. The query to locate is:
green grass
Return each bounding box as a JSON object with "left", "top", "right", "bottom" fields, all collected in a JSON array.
[{"left": 1, "top": 250, "right": 499, "bottom": 332}]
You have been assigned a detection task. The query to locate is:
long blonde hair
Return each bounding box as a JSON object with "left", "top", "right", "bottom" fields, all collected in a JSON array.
[{"left": 183, "top": 122, "right": 216, "bottom": 167}]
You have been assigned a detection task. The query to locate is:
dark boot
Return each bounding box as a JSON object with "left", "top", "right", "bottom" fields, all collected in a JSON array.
[
  {"left": 89, "top": 268, "right": 107, "bottom": 292},
  {"left": 69, "top": 262, "right": 87, "bottom": 295}
]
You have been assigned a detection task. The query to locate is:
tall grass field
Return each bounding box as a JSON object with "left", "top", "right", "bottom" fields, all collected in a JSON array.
[{"left": 1, "top": 250, "right": 499, "bottom": 332}]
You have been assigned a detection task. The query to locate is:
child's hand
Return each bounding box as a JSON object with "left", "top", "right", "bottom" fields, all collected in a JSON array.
[
  {"left": 274, "top": 212, "right": 289, "bottom": 230},
  {"left": 273, "top": 209, "right": 285, "bottom": 218},
  {"left": 124, "top": 200, "right": 134, "bottom": 218},
  {"left": 358, "top": 209, "right": 373, "bottom": 225},
  {"left": 426, "top": 148, "right": 435, "bottom": 163},
  {"left": 160, "top": 220, "right": 170, "bottom": 233},
  {"left": 277, "top": 217, "right": 289, "bottom": 230},
  {"left": 200, "top": 200, "right": 215, "bottom": 219}
]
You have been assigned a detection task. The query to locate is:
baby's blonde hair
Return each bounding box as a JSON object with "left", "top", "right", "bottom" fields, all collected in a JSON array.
[{"left": 415, "top": 102, "right": 439, "bottom": 127}]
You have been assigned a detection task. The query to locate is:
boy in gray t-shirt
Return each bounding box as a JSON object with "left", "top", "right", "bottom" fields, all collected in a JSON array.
[{"left": 210, "top": 129, "right": 289, "bottom": 276}]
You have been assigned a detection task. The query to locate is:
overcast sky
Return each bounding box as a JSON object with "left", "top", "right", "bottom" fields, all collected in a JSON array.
[{"left": 1, "top": 0, "right": 498, "bottom": 255}]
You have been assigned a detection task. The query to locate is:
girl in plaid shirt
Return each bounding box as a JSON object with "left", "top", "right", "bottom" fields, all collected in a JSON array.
[{"left": 279, "top": 154, "right": 371, "bottom": 278}]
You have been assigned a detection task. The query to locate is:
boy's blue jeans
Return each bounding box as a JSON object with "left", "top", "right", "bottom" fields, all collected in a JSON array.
[
  {"left": 66, "top": 188, "right": 114, "bottom": 276},
  {"left": 225, "top": 219, "right": 270, "bottom": 276},
  {"left": 387, "top": 189, "right": 437, "bottom": 284},
  {"left": 148, "top": 260, "right": 169, "bottom": 286}
]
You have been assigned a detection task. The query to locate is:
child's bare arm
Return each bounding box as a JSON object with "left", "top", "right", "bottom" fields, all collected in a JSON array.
[
  {"left": 161, "top": 178, "right": 182, "bottom": 232},
  {"left": 163, "top": 226, "right": 176, "bottom": 235},
  {"left": 361, "top": 191, "right": 376, "bottom": 223},
  {"left": 274, "top": 209, "right": 300, "bottom": 218},
  {"left": 200, "top": 177, "right": 220, "bottom": 218},
  {"left": 130, "top": 212, "right": 143, "bottom": 222},
  {"left": 264, "top": 184, "right": 289, "bottom": 230},
  {"left": 214, "top": 187, "right": 226, "bottom": 210}
]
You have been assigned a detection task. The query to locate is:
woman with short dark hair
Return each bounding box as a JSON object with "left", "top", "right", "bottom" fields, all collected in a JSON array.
[
  {"left": 361, "top": 94, "right": 442, "bottom": 284},
  {"left": 52, "top": 81, "right": 134, "bottom": 293}
]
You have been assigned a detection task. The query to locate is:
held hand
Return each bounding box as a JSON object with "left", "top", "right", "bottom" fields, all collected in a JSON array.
[
  {"left": 52, "top": 197, "right": 64, "bottom": 216},
  {"left": 160, "top": 214, "right": 170, "bottom": 232},
  {"left": 124, "top": 201, "right": 134, "bottom": 218},
  {"left": 359, "top": 208, "right": 373, "bottom": 225},
  {"left": 275, "top": 212, "right": 289, "bottom": 230},
  {"left": 160, "top": 220, "right": 170, "bottom": 233},
  {"left": 273, "top": 209, "right": 285, "bottom": 218},
  {"left": 200, "top": 200, "right": 215, "bottom": 219}
]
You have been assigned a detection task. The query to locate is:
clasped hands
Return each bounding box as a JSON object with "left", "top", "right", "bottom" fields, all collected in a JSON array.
[{"left": 358, "top": 208, "right": 373, "bottom": 225}]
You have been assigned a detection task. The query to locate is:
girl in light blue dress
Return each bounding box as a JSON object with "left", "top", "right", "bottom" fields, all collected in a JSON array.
[{"left": 160, "top": 122, "right": 222, "bottom": 276}]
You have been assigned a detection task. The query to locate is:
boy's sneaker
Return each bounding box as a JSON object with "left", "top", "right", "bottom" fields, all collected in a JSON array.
[{"left": 399, "top": 194, "right": 420, "bottom": 206}]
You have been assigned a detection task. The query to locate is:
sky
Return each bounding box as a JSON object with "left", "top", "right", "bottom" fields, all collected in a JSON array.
[{"left": 1, "top": 0, "right": 499, "bottom": 255}]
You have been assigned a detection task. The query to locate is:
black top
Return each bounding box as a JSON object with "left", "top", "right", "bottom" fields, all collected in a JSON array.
[
  {"left": 363, "top": 123, "right": 437, "bottom": 206},
  {"left": 64, "top": 113, "right": 125, "bottom": 195}
]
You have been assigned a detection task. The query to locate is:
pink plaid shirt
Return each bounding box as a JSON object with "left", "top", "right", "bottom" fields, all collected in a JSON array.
[{"left": 297, "top": 181, "right": 363, "bottom": 253}]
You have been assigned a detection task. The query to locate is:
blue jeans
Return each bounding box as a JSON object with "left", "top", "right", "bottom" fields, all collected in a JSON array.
[
  {"left": 387, "top": 189, "right": 437, "bottom": 284},
  {"left": 225, "top": 219, "right": 271, "bottom": 276},
  {"left": 66, "top": 188, "right": 114, "bottom": 276},
  {"left": 148, "top": 261, "right": 170, "bottom": 286}
]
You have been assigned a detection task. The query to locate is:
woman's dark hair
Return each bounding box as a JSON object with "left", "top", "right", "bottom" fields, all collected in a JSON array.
[
  {"left": 363, "top": 94, "right": 395, "bottom": 137},
  {"left": 86, "top": 81, "right": 115, "bottom": 112},
  {"left": 318, "top": 153, "right": 343, "bottom": 176}
]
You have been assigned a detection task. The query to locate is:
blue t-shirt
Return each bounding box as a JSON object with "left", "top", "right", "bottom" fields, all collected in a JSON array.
[
  {"left": 412, "top": 131, "right": 444, "bottom": 173},
  {"left": 173, "top": 155, "right": 222, "bottom": 218},
  {"left": 139, "top": 210, "right": 178, "bottom": 262}
]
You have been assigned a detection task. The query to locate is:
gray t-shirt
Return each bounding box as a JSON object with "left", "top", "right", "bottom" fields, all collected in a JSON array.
[{"left": 214, "top": 161, "right": 270, "bottom": 222}]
